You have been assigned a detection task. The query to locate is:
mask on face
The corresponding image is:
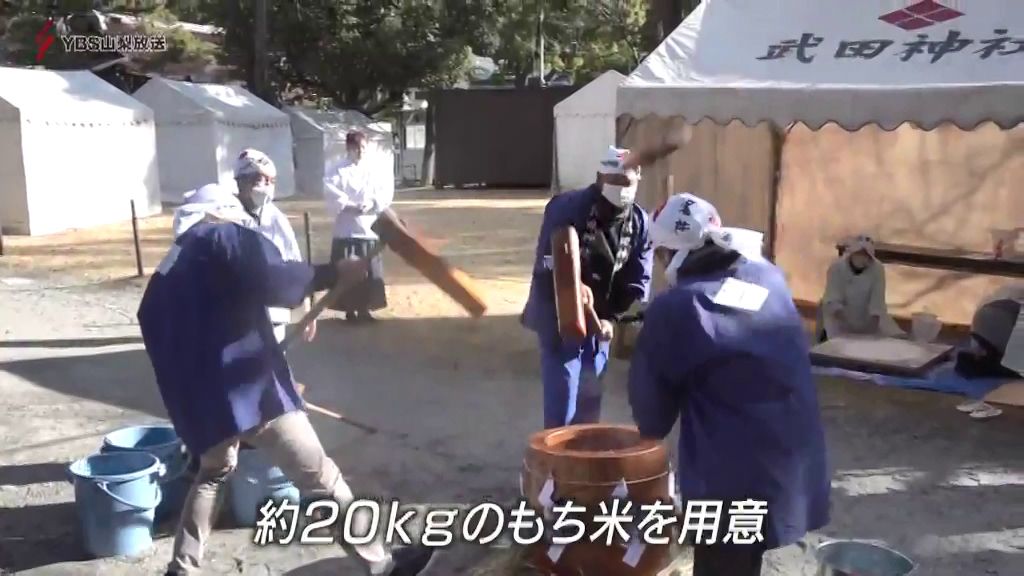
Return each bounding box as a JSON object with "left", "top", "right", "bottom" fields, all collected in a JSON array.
[
  {"left": 250, "top": 182, "right": 275, "bottom": 209},
  {"left": 602, "top": 182, "right": 637, "bottom": 207}
]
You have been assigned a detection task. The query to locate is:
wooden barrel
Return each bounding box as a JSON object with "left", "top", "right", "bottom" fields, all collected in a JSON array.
[{"left": 521, "top": 424, "right": 672, "bottom": 576}]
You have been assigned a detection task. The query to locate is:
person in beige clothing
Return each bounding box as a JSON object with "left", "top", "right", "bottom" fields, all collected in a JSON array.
[{"left": 816, "top": 235, "right": 904, "bottom": 342}]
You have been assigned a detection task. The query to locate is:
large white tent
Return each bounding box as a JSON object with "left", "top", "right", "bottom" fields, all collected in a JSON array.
[
  {"left": 553, "top": 70, "right": 624, "bottom": 191},
  {"left": 616, "top": 0, "right": 1024, "bottom": 324},
  {"left": 0, "top": 67, "right": 161, "bottom": 236},
  {"left": 133, "top": 78, "right": 295, "bottom": 203},
  {"left": 619, "top": 0, "right": 1024, "bottom": 130},
  {"left": 287, "top": 107, "right": 394, "bottom": 197}
]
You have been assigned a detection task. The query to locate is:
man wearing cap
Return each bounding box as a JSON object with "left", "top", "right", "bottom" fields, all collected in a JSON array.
[
  {"left": 521, "top": 146, "right": 654, "bottom": 429},
  {"left": 628, "top": 193, "right": 830, "bottom": 575},
  {"left": 234, "top": 148, "right": 318, "bottom": 342},
  {"left": 143, "top": 183, "right": 434, "bottom": 575}
]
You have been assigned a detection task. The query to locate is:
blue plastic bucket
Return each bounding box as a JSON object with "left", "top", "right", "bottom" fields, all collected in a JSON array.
[
  {"left": 101, "top": 425, "right": 192, "bottom": 524},
  {"left": 67, "top": 452, "right": 164, "bottom": 558},
  {"left": 229, "top": 448, "right": 300, "bottom": 527}
]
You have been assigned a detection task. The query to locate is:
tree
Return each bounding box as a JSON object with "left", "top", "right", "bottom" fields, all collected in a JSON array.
[
  {"left": 468, "top": 0, "right": 652, "bottom": 87},
  {"left": 208, "top": 0, "right": 474, "bottom": 116},
  {"left": 1, "top": 2, "right": 216, "bottom": 70}
]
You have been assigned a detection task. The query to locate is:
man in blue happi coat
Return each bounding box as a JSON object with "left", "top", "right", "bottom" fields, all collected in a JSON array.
[
  {"left": 139, "top": 192, "right": 433, "bottom": 576},
  {"left": 628, "top": 193, "right": 831, "bottom": 575},
  {"left": 522, "top": 146, "right": 654, "bottom": 429}
]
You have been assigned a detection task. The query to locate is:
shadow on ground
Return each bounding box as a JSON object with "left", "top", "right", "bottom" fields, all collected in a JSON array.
[
  {"left": 0, "top": 502, "right": 88, "bottom": 572},
  {"left": 1, "top": 315, "right": 1023, "bottom": 574}
]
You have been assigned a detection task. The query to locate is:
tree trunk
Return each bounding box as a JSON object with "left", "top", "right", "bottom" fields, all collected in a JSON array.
[
  {"left": 252, "top": 0, "right": 268, "bottom": 102},
  {"left": 421, "top": 91, "right": 436, "bottom": 188}
]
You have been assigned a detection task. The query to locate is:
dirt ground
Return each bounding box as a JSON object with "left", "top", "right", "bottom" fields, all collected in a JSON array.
[{"left": 0, "top": 189, "right": 1021, "bottom": 575}]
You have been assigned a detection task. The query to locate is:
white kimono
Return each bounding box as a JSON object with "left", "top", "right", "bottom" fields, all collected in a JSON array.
[
  {"left": 254, "top": 203, "right": 304, "bottom": 342},
  {"left": 323, "top": 157, "right": 394, "bottom": 241},
  {"left": 817, "top": 256, "right": 903, "bottom": 341}
]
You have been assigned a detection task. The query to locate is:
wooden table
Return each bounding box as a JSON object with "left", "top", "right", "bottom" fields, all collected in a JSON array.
[{"left": 836, "top": 242, "right": 1024, "bottom": 278}]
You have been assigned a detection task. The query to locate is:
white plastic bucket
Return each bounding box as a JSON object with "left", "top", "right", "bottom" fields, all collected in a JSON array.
[
  {"left": 723, "top": 227, "right": 765, "bottom": 260},
  {"left": 911, "top": 312, "right": 941, "bottom": 343}
]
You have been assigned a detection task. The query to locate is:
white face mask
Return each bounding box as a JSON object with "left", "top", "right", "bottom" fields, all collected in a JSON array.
[
  {"left": 250, "top": 182, "right": 275, "bottom": 208},
  {"left": 602, "top": 182, "right": 637, "bottom": 207}
]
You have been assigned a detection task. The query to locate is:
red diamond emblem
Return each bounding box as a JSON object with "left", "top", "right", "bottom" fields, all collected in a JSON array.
[
  {"left": 905, "top": 0, "right": 946, "bottom": 15},
  {"left": 879, "top": 0, "right": 964, "bottom": 30}
]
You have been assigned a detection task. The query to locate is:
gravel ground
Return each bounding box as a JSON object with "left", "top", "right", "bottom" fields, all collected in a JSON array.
[{"left": 0, "top": 190, "right": 1021, "bottom": 575}]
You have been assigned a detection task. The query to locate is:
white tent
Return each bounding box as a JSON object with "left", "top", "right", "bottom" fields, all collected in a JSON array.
[
  {"left": 616, "top": 0, "right": 1024, "bottom": 325},
  {"left": 553, "top": 70, "right": 624, "bottom": 191},
  {"left": 0, "top": 67, "right": 161, "bottom": 236},
  {"left": 133, "top": 78, "right": 295, "bottom": 203},
  {"left": 618, "top": 0, "right": 1024, "bottom": 130},
  {"left": 286, "top": 106, "right": 394, "bottom": 197}
]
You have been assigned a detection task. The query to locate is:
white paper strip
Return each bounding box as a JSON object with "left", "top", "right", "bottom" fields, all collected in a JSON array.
[
  {"left": 547, "top": 543, "right": 565, "bottom": 563},
  {"left": 622, "top": 539, "right": 646, "bottom": 567},
  {"left": 611, "top": 478, "right": 629, "bottom": 499},
  {"left": 538, "top": 474, "right": 555, "bottom": 509}
]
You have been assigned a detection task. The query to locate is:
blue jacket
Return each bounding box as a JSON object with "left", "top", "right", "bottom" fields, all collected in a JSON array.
[
  {"left": 137, "top": 221, "right": 331, "bottom": 457},
  {"left": 522, "top": 185, "right": 653, "bottom": 348},
  {"left": 628, "top": 253, "right": 831, "bottom": 550}
]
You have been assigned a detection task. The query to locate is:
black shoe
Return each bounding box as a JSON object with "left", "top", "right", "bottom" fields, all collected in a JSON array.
[
  {"left": 345, "top": 312, "right": 357, "bottom": 322},
  {"left": 358, "top": 311, "right": 377, "bottom": 322},
  {"left": 387, "top": 546, "right": 435, "bottom": 575}
]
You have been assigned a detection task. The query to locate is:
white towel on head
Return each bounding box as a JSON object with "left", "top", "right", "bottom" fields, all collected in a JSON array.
[
  {"left": 650, "top": 193, "right": 734, "bottom": 286},
  {"left": 173, "top": 183, "right": 255, "bottom": 238},
  {"left": 597, "top": 146, "right": 630, "bottom": 176}
]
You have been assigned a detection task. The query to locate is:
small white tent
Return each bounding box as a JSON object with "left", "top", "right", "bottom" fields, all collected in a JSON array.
[
  {"left": 287, "top": 107, "right": 394, "bottom": 197},
  {"left": 553, "top": 70, "right": 624, "bottom": 191},
  {"left": 0, "top": 67, "right": 161, "bottom": 236},
  {"left": 133, "top": 78, "right": 295, "bottom": 203}
]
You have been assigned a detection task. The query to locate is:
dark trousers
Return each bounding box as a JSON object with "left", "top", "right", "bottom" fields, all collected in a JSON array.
[
  {"left": 328, "top": 237, "right": 387, "bottom": 313},
  {"left": 692, "top": 543, "right": 765, "bottom": 576}
]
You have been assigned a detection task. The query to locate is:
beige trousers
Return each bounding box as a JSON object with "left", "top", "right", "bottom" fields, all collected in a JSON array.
[{"left": 167, "top": 410, "right": 392, "bottom": 575}]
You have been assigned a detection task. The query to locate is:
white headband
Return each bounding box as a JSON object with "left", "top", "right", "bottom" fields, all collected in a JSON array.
[
  {"left": 234, "top": 148, "right": 277, "bottom": 179},
  {"left": 597, "top": 145, "right": 633, "bottom": 176},
  {"left": 651, "top": 193, "right": 734, "bottom": 285}
]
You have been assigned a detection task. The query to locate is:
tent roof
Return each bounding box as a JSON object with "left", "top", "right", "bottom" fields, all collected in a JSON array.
[
  {"left": 286, "top": 106, "right": 392, "bottom": 140},
  {"left": 138, "top": 77, "right": 287, "bottom": 126},
  {"left": 554, "top": 70, "right": 624, "bottom": 118},
  {"left": 617, "top": 0, "right": 1024, "bottom": 130},
  {"left": 0, "top": 67, "right": 152, "bottom": 125}
]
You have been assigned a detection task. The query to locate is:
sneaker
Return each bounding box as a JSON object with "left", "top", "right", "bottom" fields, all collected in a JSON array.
[
  {"left": 956, "top": 400, "right": 985, "bottom": 413},
  {"left": 387, "top": 546, "right": 435, "bottom": 575},
  {"left": 357, "top": 311, "right": 377, "bottom": 323},
  {"left": 969, "top": 403, "right": 1002, "bottom": 420}
]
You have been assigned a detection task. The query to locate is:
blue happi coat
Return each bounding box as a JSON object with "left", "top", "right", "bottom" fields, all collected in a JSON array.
[
  {"left": 137, "top": 221, "right": 331, "bottom": 457},
  {"left": 628, "top": 250, "right": 831, "bottom": 550},
  {"left": 522, "top": 185, "right": 653, "bottom": 428}
]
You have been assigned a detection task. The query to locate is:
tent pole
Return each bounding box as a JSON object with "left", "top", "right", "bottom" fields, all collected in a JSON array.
[
  {"left": 130, "top": 200, "right": 143, "bottom": 277},
  {"left": 303, "top": 211, "right": 313, "bottom": 262},
  {"left": 767, "top": 125, "right": 786, "bottom": 263}
]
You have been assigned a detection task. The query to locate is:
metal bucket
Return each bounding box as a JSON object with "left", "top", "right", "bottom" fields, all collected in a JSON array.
[{"left": 815, "top": 540, "right": 916, "bottom": 576}]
